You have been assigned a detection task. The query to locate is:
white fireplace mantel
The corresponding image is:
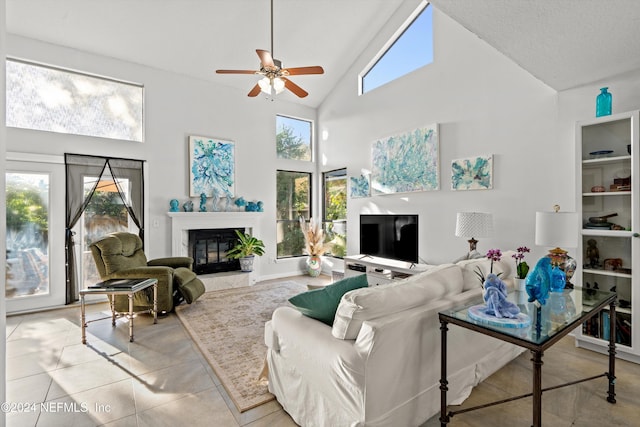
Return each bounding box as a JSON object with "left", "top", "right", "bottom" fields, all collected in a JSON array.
[{"left": 167, "top": 211, "right": 262, "bottom": 259}]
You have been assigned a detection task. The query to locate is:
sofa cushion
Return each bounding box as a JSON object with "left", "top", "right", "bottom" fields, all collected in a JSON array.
[
  {"left": 288, "top": 274, "right": 369, "bottom": 326},
  {"left": 331, "top": 263, "right": 464, "bottom": 340},
  {"left": 457, "top": 250, "right": 515, "bottom": 292}
]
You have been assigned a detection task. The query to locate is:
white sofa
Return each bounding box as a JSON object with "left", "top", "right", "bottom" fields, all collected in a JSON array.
[{"left": 264, "top": 253, "right": 524, "bottom": 427}]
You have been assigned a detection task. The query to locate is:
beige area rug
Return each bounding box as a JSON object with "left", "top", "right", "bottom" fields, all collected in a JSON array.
[{"left": 175, "top": 280, "right": 307, "bottom": 412}]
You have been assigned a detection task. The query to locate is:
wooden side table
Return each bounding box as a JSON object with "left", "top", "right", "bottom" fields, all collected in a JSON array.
[{"left": 80, "top": 278, "right": 158, "bottom": 344}]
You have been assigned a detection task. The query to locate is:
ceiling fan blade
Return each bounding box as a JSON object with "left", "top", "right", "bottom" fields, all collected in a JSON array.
[
  {"left": 282, "top": 77, "right": 308, "bottom": 98},
  {"left": 248, "top": 84, "right": 261, "bottom": 97},
  {"left": 283, "top": 66, "right": 325, "bottom": 76},
  {"left": 216, "top": 69, "right": 258, "bottom": 74},
  {"left": 256, "top": 49, "right": 275, "bottom": 68}
]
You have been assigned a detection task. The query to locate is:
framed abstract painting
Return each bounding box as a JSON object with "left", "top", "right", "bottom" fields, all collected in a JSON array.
[
  {"left": 451, "top": 155, "right": 493, "bottom": 190},
  {"left": 350, "top": 174, "right": 371, "bottom": 198},
  {"left": 371, "top": 124, "right": 439, "bottom": 195},
  {"left": 188, "top": 135, "right": 235, "bottom": 197}
]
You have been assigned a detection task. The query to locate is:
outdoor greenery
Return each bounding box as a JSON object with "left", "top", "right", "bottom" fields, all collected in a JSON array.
[
  {"left": 84, "top": 191, "right": 128, "bottom": 221},
  {"left": 276, "top": 170, "right": 310, "bottom": 258},
  {"left": 276, "top": 122, "right": 311, "bottom": 161},
  {"left": 6, "top": 180, "right": 48, "bottom": 250},
  {"left": 323, "top": 173, "right": 347, "bottom": 257}
]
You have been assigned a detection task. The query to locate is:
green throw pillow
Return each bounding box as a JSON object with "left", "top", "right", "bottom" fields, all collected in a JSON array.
[{"left": 288, "top": 274, "right": 368, "bottom": 325}]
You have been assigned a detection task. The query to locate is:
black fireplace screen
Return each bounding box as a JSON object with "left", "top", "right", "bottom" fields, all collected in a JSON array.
[{"left": 189, "top": 228, "right": 243, "bottom": 274}]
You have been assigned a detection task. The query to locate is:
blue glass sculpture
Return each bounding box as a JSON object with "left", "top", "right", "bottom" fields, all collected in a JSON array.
[
  {"left": 596, "top": 87, "right": 612, "bottom": 117},
  {"left": 169, "top": 199, "right": 180, "bottom": 212},
  {"left": 525, "top": 257, "right": 552, "bottom": 305},
  {"left": 183, "top": 200, "right": 193, "bottom": 212},
  {"left": 550, "top": 266, "right": 566, "bottom": 292}
]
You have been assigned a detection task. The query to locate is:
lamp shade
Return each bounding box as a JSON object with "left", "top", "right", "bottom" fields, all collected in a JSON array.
[
  {"left": 535, "top": 211, "right": 579, "bottom": 248},
  {"left": 455, "top": 212, "right": 493, "bottom": 238}
]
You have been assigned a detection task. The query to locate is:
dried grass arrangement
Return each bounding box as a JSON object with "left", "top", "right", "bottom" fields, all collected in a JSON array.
[{"left": 299, "top": 217, "right": 328, "bottom": 256}]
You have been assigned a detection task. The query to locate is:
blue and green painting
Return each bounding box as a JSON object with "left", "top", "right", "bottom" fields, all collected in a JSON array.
[
  {"left": 451, "top": 155, "right": 493, "bottom": 190},
  {"left": 371, "top": 125, "right": 439, "bottom": 194},
  {"left": 350, "top": 174, "right": 370, "bottom": 198},
  {"left": 189, "top": 136, "right": 235, "bottom": 197}
]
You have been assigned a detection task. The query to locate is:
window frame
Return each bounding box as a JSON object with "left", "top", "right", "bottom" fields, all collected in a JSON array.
[
  {"left": 322, "top": 168, "right": 347, "bottom": 259},
  {"left": 359, "top": 1, "right": 433, "bottom": 95},
  {"left": 6, "top": 57, "right": 145, "bottom": 142},
  {"left": 275, "top": 169, "right": 313, "bottom": 259},
  {"left": 276, "top": 114, "right": 314, "bottom": 162}
]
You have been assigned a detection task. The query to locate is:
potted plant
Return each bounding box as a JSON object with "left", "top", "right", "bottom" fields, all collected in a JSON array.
[
  {"left": 300, "top": 217, "right": 329, "bottom": 277},
  {"left": 227, "top": 230, "right": 265, "bottom": 272},
  {"left": 512, "top": 246, "right": 530, "bottom": 291}
]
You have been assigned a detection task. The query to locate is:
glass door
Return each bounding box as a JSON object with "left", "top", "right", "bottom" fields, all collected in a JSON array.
[
  {"left": 77, "top": 174, "right": 135, "bottom": 290},
  {"left": 6, "top": 161, "right": 65, "bottom": 313}
]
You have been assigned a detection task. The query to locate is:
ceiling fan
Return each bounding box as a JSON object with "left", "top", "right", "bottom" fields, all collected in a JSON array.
[{"left": 215, "top": 0, "right": 324, "bottom": 98}]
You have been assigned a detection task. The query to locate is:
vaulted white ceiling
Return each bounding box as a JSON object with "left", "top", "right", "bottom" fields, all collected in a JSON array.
[
  {"left": 6, "top": 0, "right": 640, "bottom": 108},
  {"left": 429, "top": 0, "right": 640, "bottom": 90}
]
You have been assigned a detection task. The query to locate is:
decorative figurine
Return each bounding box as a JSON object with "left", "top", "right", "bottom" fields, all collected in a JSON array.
[
  {"left": 526, "top": 257, "right": 552, "bottom": 305},
  {"left": 234, "top": 197, "right": 246, "bottom": 211},
  {"left": 586, "top": 239, "right": 600, "bottom": 268},
  {"left": 257, "top": 201, "right": 264, "bottom": 212},
  {"left": 246, "top": 201, "right": 258, "bottom": 212},
  {"left": 482, "top": 274, "right": 521, "bottom": 318},
  {"left": 183, "top": 200, "right": 193, "bottom": 212},
  {"left": 199, "top": 193, "right": 207, "bottom": 212},
  {"left": 169, "top": 199, "right": 180, "bottom": 212}
]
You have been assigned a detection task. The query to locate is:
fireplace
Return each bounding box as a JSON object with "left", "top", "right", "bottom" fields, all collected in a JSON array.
[
  {"left": 167, "top": 212, "right": 262, "bottom": 284},
  {"left": 189, "top": 228, "right": 243, "bottom": 274}
]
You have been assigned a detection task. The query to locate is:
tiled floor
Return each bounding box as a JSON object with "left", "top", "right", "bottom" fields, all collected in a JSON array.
[{"left": 5, "top": 275, "right": 640, "bottom": 426}]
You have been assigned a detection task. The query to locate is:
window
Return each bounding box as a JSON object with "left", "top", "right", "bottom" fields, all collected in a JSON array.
[
  {"left": 276, "top": 115, "right": 312, "bottom": 161},
  {"left": 323, "top": 169, "right": 347, "bottom": 258},
  {"left": 276, "top": 170, "right": 311, "bottom": 258},
  {"left": 360, "top": 2, "right": 433, "bottom": 94},
  {"left": 6, "top": 172, "right": 50, "bottom": 299},
  {"left": 6, "top": 58, "right": 144, "bottom": 142}
]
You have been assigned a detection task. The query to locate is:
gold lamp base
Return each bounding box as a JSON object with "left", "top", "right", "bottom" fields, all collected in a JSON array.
[{"left": 547, "top": 247, "right": 568, "bottom": 267}]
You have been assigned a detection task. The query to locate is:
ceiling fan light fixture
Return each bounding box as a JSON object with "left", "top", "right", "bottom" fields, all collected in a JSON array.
[
  {"left": 258, "top": 77, "right": 272, "bottom": 94},
  {"left": 258, "top": 76, "right": 285, "bottom": 95},
  {"left": 273, "top": 77, "right": 285, "bottom": 94}
]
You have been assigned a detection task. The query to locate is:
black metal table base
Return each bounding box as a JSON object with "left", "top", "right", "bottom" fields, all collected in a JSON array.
[{"left": 439, "top": 299, "right": 617, "bottom": 427}]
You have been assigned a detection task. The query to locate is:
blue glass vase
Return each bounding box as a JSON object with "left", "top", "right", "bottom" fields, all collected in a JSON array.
[{"left": 596, "top": 87, "right": 612, "bottom": 117}]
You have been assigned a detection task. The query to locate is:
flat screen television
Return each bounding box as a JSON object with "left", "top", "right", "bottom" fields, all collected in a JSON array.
[{"left": 360, "top": 214, "right": 418, "bottom": 263}]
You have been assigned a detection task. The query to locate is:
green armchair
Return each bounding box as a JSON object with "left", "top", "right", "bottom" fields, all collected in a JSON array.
[{"left": 90, "top": 232, "right": 203, "bottom": 313}]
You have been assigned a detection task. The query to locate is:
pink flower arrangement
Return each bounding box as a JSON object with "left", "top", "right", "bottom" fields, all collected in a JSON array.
[{"left": 476, "top": 248, "right": 503, "bottom": 288}]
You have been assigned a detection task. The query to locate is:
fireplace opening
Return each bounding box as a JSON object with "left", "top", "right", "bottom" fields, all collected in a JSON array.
[{"left": 188, "top": 228, "right": 244, "bottom": 274}]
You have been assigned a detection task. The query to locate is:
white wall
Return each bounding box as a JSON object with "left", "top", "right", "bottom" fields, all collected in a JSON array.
[
  {"left": 1, "top": 0, "right": 8, "bottom": 417},
  {"left": 318, "top": 4, "right": 566, "bottom": 265},
  {"left": 5, "top": 35, "right": 317, "bottom": 279},
  {"left": 558, "top": 70, "right": 640, "bottom": 145}
]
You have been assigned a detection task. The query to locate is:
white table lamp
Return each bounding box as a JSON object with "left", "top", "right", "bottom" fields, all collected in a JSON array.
[
  {"left": 455, "top": 212, "right": 493, "bottom": 253},
  {"left": 535, "top": 205, "right": 579, "bottom": 267}
]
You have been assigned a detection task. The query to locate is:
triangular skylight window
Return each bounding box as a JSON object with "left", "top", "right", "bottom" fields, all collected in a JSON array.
[{"left": 360, "top": 2, "right": 433, "bottom": 94}]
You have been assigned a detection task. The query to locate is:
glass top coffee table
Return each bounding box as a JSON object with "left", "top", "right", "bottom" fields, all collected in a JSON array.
[{"left": 438, "top": 287, "right": 617, "bottom": 427}]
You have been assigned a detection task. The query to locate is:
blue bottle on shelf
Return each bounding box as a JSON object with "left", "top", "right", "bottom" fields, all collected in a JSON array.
[{"left": 596, "top": 87, "right": 612, "bottom": 117}]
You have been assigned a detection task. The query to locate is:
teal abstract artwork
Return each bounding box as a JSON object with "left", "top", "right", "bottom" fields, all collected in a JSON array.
[
  {"left": 350, "top": 174, "right": 370, "bottom": 198},
  {"left": 451, "top": 155, "right": 493, "bottom": 190},
  {"left": 371, "top": 125, "right": 439, "bottom": 195},
  {"left": 189, "top": 135, "right": 235, "bottom": 197}
]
